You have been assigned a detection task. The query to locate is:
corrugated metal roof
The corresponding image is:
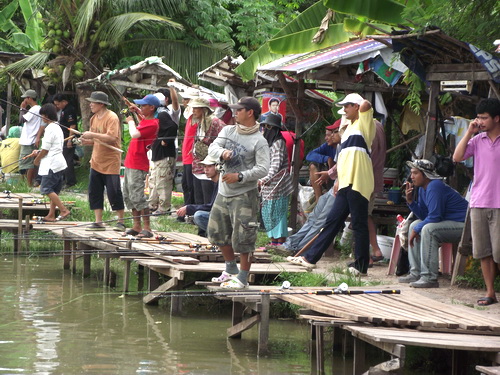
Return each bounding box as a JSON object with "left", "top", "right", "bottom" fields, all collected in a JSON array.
[{"left": 258, "top": 39, "right": 389, "bottom": 74}]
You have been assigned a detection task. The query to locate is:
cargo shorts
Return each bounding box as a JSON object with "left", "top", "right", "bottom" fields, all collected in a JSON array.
[
  {"left": 123, "top": 168, "right": 149, "bottom": 211},
  {"left": 207, "top": 189, "right": 259, "bottom": 254}
]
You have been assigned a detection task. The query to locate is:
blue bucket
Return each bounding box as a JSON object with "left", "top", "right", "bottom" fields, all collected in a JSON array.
[{"left": 388, "top": 189, "right": 401, "bottom": 204}]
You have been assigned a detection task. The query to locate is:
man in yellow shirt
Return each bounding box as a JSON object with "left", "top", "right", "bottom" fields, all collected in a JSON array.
[
  {"left": 0, "top": 126, "right": 22, "bottom": 173},
  {"left": 288, "top": 94, "right": 375, "bottom": 275}
]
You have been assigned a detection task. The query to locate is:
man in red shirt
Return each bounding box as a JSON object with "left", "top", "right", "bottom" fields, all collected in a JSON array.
[{"left": 124, "top": 94, "right": 160, "bottom": 237}]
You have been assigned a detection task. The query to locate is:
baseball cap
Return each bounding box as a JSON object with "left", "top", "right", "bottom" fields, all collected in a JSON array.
[
  {"left": 21, "top": 89, "right": 37, "bottom": 99},
  {"left": 134, "top": 94, "right": 161, "bottom": 107},
  {"left": 200, "top": 154, "right": 219, "bottom": 165},
  {"left": 228, "top": 97, "right": 261, "bottom": 115},
  {"left": 406, "top": 159, "right": 442, "bottom": 180},
  {"left": 326, "top": 119, "right": 341, "bottom": 131},
  {"left": 153, "top": 93, "right": 166, "bottom": 106},
  {"left": 336, "top": 93, "right": 364, "bottom": 107}
]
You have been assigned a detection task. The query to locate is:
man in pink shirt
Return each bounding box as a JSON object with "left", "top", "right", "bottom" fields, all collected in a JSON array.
[{"left": 453, "top": 98, "right": 500, "bottom": 306}]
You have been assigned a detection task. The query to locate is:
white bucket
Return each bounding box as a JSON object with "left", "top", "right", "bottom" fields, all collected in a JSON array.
[{"left": 376, "top": 235, "right": 394, "bottom": 259}]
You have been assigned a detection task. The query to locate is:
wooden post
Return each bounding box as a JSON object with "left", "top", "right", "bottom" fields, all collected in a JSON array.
[
  {"left": 81, "top": 242, "right": 91, "bottom": 278},
  {"left": 71, "top": 240, "right": 77, "bottom": 274},
  {"left": 170, "top": 279, "right": 183, "bottom": 316},
  {"left": 231, "top": 301, "right": 244, "bottom": 339},
  {"left": 6, "top": 75, "right": 12, "bottom": 131},
  {"left": 258, "top": 294, "right": 270, "bottom": 356},
  {"left": 63, "top": 234, "right": 71, "bottom": 269},
  {"left": 104, "top": 256, "right": 110, "bottom": 285},
  {"left": 423, "top": 81, "right": 440, "bottom": 159},
  {"left": 353, "top": 336, "right": 366, "bottom": 375},
  {"left": 123, "top": 260, "right": 131, "bottom": 293},
  {"left": 16, "top": 198, "right": 23, "bottom": 253},
  {"left": 24, "top": 214, "right": 30, "bottom": 251},
  {"left": 277, "top": 73, "right": 304, "bottom": 232},
  {"left": 315, "top": 325, "right": 325, "bottom": 373}
]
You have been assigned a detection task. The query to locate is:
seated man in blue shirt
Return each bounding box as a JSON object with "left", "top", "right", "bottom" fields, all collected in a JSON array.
[
  {"left": 176, "top": 154, "right": 219, "bottom": 237},
  {"left": 399, "top": 159, "right": 468, "bottom": 288},
  {"left": 306, "top": 120, "right": 339, "bottom": 203}
]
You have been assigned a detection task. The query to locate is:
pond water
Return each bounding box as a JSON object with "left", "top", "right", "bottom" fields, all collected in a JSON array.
[{"left": 0, "top": 257, "right": 357, "bottom": 375}]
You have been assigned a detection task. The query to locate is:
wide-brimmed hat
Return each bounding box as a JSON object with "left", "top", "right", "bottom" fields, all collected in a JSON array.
[
  {"left": 406, "top": 159, "right": 442, "bottom": 180},
  {"left": 85, "top": 91, "right": 111, "bottom": 106},
  {"left": 336, "top": 93, "right": 364, "bottom": 107},
  {"left": 326, "top": 119, "right": 341, "bottom": 131},
  {"left": 189, "top": 97, "right": 213, "bottom": 112},
  {"left": 134, "top": 94, "right": 160, "bottom": 107},
  {"left": 21, "top": 89, "right": 37, "bottom": 99},
  {"left": 228, "top": 97, "right": 261, "bottom": 115},
  {"left": 261, "top": 113, "right": 282, "bottom": 129},
  {"left": 200, "top": 154, "right": 219, "bottom": 165}
]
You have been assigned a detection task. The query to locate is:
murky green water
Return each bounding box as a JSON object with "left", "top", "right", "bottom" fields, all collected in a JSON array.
[{"left": 0, "top": 257, "right": 357, "bottom": 374}]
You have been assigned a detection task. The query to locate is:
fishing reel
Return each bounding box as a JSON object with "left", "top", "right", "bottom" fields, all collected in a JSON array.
[
  {"left": 71, "top": 133, "right": 82, "bottom": 146},
  {"left": 215, "top": 162, "right": 226, "bottom": 174},
  {"left": 3, "top": 190, "right": 11, "bottom": 198},
  {"left": 120, "top": 108, "right": 132, "bottom": 117}
]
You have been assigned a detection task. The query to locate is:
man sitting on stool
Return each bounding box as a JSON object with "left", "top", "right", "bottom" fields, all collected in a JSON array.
[
  {"left": 399, "top": 159, "right": 468, "bottom": 288},
  {"left": 176, "top": 154, "right": 219, "bottom": 236}
]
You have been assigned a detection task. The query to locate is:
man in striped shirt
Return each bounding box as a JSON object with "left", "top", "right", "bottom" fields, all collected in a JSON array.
[{"left": 287, "top": 94, "right": 375, "bottom": 275}]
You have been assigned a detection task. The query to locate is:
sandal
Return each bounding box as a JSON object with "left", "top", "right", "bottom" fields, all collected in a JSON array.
[
  {"left": 56, "top": 212, "right": 71, "bottom": 221},
  {"left": 220, "top": 277, "right": 248, "bottom": 289},
  {"left": 371, "top": 255, "right": 385, "bottom": 262},
  {"left": 477, "top": 297, "right": 498, "bottom": 306},
  {"left": 125, "top": 229, "right": 140, "bottom": 236},
  {"left": 136, "top": 229, "right": 154, "bottom": 238},
  {"left": 211, "top": 271, "right": 237, "bottom": 283},
  {"left": 287, "top": 256, "right": 316, "bottom": 269}
]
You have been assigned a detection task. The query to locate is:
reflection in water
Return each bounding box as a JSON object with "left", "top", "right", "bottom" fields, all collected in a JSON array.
[{"left": 0, "top": 257, "right": 341, "bottom": 374}]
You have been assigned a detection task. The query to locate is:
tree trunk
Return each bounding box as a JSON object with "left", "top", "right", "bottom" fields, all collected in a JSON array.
[{"left": 76, "top": 85, "right": 93, "bottom": 160}]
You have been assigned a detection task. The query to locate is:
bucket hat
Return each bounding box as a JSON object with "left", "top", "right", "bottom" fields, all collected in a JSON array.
[
  {"left": 406, "top": 159, "right": 443, "bottom": 180},
  {"left": 189, "top": 97, "right": 213, "bottom": 112},
  {"left": 21, "top": 89, "right": 37, "bottom": 99},
  {"left": 85, "top": 91, "right": 111, "bottom": 106},
  {"left": 261, "top": 113, "right": 282, "bottom": 129}
]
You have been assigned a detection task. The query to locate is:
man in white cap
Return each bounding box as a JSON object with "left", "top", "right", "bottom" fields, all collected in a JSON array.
[
  {"left": 18, "top": 89, "right": 43, "bottom": 186},
  {"left": 207, "top": 97, "right": 270, "bottom": 289},
  {"left": 399, "top": 159, "right": 467, "bottom": 288},
  {"left": 176, "top": 154, "right": 220, "bottom": 236},
  {"left": 287, "top": 93, "right": 375, "bottom": 275}
]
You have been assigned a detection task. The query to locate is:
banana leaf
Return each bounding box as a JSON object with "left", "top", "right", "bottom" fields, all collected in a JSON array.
[
  {"left": 323, "top": 0, "right": 406, "bottom": 25},
  {"left": 0, "top": 0, "right": 19, "bottom": 33},
  {"left": 343, "top": 18, "right": 393, "bottom": 37},
  {"left": 236, "top": 0, "right": 329, "bottom": 81},
  {"left": 18, "top": 0, "right": 43, "bottom": 49},
  {"left": 268, "top": 23, "right": 350, "bottom": 55}
]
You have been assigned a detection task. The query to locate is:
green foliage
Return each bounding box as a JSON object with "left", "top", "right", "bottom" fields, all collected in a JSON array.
[
  {"left": 402, "top": 0, "right": 500, "bottom": 52},
  {"left": 402, "top": 70, "right": 425, "bottom": 115},
  {"left": 456, "top": 258, "right": 500, "bottom": 292}
]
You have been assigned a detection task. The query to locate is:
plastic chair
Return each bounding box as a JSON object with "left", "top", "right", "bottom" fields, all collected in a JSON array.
[{"left": 387, "top": 234, "right": 454, "bottom": 276}]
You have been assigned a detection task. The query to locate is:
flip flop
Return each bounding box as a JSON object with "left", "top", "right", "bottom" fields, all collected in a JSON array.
[
  {"left": 371, "top": 255, "right": 385, "bottom": 262},
  {"left": 477, "top": 297, "right": 498, "bottom": 306},
  {"left": 56, "top": 212, "right": 71, "bottom": 221},
  {"left": 125, "top": 229, "right": 140, "bottom": 236},
  {"left": 137, "top": 230, "right": 154, "bottom": 238},
  {"left": 41, "top": 217, "right": 56, "bottom": 222}
]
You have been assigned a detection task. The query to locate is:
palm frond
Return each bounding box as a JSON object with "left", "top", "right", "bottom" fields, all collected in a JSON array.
[
  {"left": 1, "top": 52, "right": 50, "bottom": 76},
  {"left": 117, "top": 0, "right": 180, "bottom": 15},
  {"left": 136, "top": 39, "right": 226, "bottom": 83},
  {"left": 73, "top": 0, "right": 104, "bottom": 45},
  {"left": 98, "top": 13, "right": 183, "bottom": 47}
]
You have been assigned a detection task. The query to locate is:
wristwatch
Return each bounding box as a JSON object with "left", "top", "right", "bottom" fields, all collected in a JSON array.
[{"left": 238, "top": 172, "right": 243, "bottom": 182}]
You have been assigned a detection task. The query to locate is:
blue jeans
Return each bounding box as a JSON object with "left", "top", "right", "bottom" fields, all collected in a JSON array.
[
  {"left": 193, "top": 210, "right": 210, "bottom": 233},
  {"left": 285, "top": 189, "right": 336, "bottom": 252},
  {"left": 304, "top": 186, "right": 369, "bottom": 273},
  {"left": 408, "top": 219, "right": 464, "bottom": 282}
]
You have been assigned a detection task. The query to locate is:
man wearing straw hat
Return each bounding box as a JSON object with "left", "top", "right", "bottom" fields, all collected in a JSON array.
[{"left": 81, "top": 91, "right": 126, "bottom": 231}]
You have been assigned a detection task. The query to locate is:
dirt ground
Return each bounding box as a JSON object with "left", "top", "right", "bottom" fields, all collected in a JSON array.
[{"left": 311, "top": 253, "right": 500, "bottom": 318}]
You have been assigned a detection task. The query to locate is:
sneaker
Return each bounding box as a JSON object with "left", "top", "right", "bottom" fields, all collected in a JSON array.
[
  {"left": 211, "top": 271, "right": 237, "bottom": 283},
  {"left": 220, "top": 277, "right": 248, "bottom": 289},
  {"left": 348, "top": 267, "right": 367, "bottom": 276},
  {"left": 85, "top": 222, "right": 106, "bottom": 231},
  {"left": 287, "top": 256, "right": 316, "bottom": 270},
  {"left": 268, "top": 244, "right": 292, "bottom": 256},
  {"left": 113, "top": 222, "right": 126, "bottom": 232},
  {"left": 398, "top": 274, "right": 419, "bottom": 284},
  {"left": 410, "top": 279, "right": 439, "bottom": 288}
]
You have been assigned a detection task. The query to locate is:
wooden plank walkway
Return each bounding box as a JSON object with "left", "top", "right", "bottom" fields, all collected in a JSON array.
[{"left": 277, "top": 287, "right": 500, "bottom": 333}]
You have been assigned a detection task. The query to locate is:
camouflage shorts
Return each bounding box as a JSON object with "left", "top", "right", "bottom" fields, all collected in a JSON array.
[
  {"left": 207, "top": 189, "right": 259, "bottom": 254},
  {"left": 123, "top": 168, "right": 148, "bottom": 211}
]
